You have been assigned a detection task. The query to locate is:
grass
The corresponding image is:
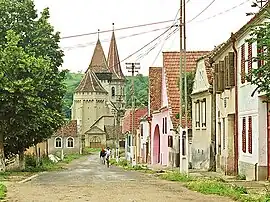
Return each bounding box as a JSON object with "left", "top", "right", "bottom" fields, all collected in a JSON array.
[
  {"left": 83, "top": 148, "right": 100, "bottom": 155},
  {"left": 0, "top": 184, "right": 6, "bottom": 200},
  {"left": 160, "top": 172, "right": 270, "bottom": 202}
]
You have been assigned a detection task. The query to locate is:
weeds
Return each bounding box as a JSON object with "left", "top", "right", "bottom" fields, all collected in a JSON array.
[
  {"left": 0, "top": 184, "right": 7, "bottom": 200},
  {"left": 160, "top": 172, "right": 194, "bottom": 182}
]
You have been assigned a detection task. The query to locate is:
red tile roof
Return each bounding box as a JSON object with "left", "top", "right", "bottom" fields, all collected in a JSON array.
[
  {"left": 163, "top": 51, "right": 209, "bottom": 128},
  {"left": 149, "top": 67, "right": 162, "bottom": 114},
  {"left": 122, "top": 108, "right": 148, "bottom": 134},
  {"left": 55, "top": 120, "right": 77, "bottom": 137}
]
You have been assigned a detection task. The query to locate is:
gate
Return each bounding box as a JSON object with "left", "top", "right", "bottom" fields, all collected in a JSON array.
[{"left": 90, "top": 136, "right": 102, "bottom": 148}]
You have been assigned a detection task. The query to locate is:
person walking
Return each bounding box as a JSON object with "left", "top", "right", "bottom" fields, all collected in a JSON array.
[
  {"left": 105, "top": 147, "right": 111, "bottom": 168},
  {"left": 100, "top": 148, "right": 106, "bottom": 165}
]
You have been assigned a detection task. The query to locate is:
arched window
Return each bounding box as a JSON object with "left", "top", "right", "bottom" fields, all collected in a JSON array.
[
  {"left": 111, "top": 87, "right": 115, "bottom": 97},
  {"left": 67, "top": 137, "right": 74, "bottom": 148},
  {"left": 55, "top": 137, "right": 62, "bottom": 148}
]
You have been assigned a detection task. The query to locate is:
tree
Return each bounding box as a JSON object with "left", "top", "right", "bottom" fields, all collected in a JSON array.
[
  {"left": 0, "top": 0, "right": 66, "bottom": 170},
  {"left": 247, "top": 11, "right": 270, "bottom": 99}
]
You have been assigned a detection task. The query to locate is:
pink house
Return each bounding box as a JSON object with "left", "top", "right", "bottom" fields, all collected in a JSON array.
[{"left": 149, "top": 51, "right": 208, "bottom": 166}]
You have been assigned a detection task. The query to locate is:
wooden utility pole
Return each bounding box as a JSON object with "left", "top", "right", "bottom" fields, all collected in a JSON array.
[{"left": 126, "top": 63, "right": 140, "bottom": 165}]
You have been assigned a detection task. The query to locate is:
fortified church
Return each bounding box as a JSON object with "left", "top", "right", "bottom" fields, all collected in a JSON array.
[{"left": 71, "top": 28, "right": 125, "bottom": 148}]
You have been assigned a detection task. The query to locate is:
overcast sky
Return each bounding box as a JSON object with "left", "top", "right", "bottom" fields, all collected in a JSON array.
[{"left": 34, "top": 0, "right": 259, "bottom": 76}]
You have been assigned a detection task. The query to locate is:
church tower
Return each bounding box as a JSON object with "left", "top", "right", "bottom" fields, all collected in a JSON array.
[{"left": 107, "top": 24, "right": 126, "bottom": 108}]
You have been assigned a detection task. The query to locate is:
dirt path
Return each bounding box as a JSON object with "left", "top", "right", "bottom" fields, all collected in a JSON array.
[{"left": 5, "top": 154, "right": 233, "bottom": 202}]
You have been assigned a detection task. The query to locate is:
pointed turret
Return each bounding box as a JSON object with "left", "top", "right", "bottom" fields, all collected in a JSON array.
[
  {"left": 107, "top": 24, "right": 125, "bottom": 80},
  {"left": 87, "top": 30, "right": 109, "bottom": 74},
  {"left": 75, "top": 68, "right": 107, "bottom": 93}
]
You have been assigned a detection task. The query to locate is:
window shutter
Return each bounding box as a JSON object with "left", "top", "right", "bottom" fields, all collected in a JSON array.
[
  {"left": 247, "top": 42, "right": 252, "bottom": 82},
  {"left": 242, "top": 117, "right": 246, "bottom": 153},
  {"left": 248, "top": 116, "right": 252, "bottom": 154},
  {"left": 224, "top": 56, "right": 229, "bottom": 89},
  {"left": 241, "top": 44, "right": 246, "bottom": 84},
  {"left": 228, "top": 52, "right": 235, "bottom": 86},
  {"left": 218, "top": 61, "right": 225, "bottom": 92},
  {"left": 215, "top": 64, "right": 221, "bottom": 94}
]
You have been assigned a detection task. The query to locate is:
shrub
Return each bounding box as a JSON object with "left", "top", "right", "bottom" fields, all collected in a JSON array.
[{"left": 0, "top": 184, "right": 7, "bottom": 200}]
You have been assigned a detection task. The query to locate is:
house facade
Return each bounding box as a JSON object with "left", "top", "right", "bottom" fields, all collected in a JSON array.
[
  {"left": 48, "top": 120, "right": 80, "bottom": 156},
  {"left": 139, "top": 114, "right": 150, "bottom": 163},
  {"left": 149, "top": 51, "right": 208, "bottom": 167},
  {"left": 191, "top": 56, "right": 213, "bottom": 170},
  {"left": 71, "top": 30, "right": 125, "bottom": 149}
]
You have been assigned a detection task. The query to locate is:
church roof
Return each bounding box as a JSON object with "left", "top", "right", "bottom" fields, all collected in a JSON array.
[
  {"left": 88, "top": 39, "right": 109, "bottom": 73},
  {"left": 75, "top": 68, "right": 107, "bottom": 93},
  {"left": 107, "top": 31, "right": 125, "bottom": 80}
]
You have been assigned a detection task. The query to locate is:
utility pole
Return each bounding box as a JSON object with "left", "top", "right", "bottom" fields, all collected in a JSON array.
[{"left": 126, "top": 63, "right": 140, "bottom": 166}]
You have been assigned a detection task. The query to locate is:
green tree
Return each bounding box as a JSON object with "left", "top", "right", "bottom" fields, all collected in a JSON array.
[
  {"left": 0, "top": 0, "right": 66, "bottom": 170},
  {"left": 247, "top": 11, "right": 270, "bottom": 99}
]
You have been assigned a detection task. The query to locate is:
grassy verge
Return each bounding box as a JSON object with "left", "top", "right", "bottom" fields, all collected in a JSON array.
[
  {"left": 83, "top": 148, "right": 100, "bottom": 155},
  {"left": 160, "top": 172, "right": 270, "bottom": 202},
  {"left": 0, "top": 184, "right": 6, "bottom": 200},
  {"left": 110, "top": 158, "right": 156, "bottom": 174}
]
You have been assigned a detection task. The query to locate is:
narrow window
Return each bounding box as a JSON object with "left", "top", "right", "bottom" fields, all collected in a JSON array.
[
  {"left": 164, "top": 117, "right": 167, "bottom": 134},
  {"left": 241, "top": 44, "right": 246, "bottom": 84},
  {"left": 111, "top": 87, "right": 115, "bottom": 97},
  {"left": 247, "top": 42, "right": 253, "bottom": 81},
  {"left": 67, "top": 137, "right": 74, "bottom": 148},
  {"left": 222, "top": 118, "right": 225, "bottom": 150},
  {"left": 140, "top": 124, "right": 143, "bottom": 137},
  {"left": 162, "top": 118, "right": 164, "bottom": 134},
  {"left": 195, "top": 101, "right": 200, "bottom": 127},
  {"left": 248, "top": 116, "right": 252, "bottom": 154},
  {"left": 201, "top": 99, "right": 206, "bottom": 127},
  {"left": 55, "top": 137, "right": 62, "bottom": 148},
  {"left": 242, "top": 117, "right": 246, "bottom": 153}
]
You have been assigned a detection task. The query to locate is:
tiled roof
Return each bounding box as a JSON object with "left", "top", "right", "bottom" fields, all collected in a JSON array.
[
  {"left": 163, "top": 51, "right": 209, "bottom": 128},
  {"left": 107, "top": 31, "right": 125, "bottom": 80},
  {"left": 75, "top": 68, "right": 107, "bottom": 93},
  {"left": 122, "top": 108, "right": 148, "bottom": 134},
  {"left": 55, "top": 120, "right": 77, "bottom": 137},
  {"left": 149, "top": 67, "right": 162, "bottom": 114},
  {"left": 87, "top": 39, "right": 109, "bottom": 73}
]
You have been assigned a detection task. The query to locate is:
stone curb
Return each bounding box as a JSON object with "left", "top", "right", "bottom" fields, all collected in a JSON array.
[{"left": 18, "top": 172, "right": 47, "bottom": 184}]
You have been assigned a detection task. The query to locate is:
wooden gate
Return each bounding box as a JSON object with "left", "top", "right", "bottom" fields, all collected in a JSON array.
[{"left": 90, "top": 136, "right": 102, "bottom": 148}]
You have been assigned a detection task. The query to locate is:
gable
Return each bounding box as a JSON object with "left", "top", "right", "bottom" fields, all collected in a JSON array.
[
  {"left": 192, "top": 59, "right": 210, "bottom": 94},
  {"left": 85, "top": 126, "right": 105, "bottom": 134}
]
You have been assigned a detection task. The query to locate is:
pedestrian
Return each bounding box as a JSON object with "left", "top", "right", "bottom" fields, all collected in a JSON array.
[
  {"left": 100, "top": 148, "right": 106, "bottom": 165},
  {"left": 105, "top": 147, "right": 111, "bottom": 168}
]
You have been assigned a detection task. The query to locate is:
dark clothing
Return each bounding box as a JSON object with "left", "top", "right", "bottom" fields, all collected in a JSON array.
[{"left": 100, "top": 150, "right": 106, "bottom": 158}]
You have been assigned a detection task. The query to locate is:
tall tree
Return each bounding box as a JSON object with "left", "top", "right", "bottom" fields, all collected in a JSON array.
[
  {"left": 247, "top": 11, "right": 270, "bottom": 99},
  {"left": 0, "top": 0, "right": 66, "bottom": 170}
]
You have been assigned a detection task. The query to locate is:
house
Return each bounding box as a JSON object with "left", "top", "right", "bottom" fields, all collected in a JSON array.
[
  {"left": 47, "top": 120, "right": 80, "bottom": 156},
  {"left": 149, "top": 51, "right": 208, "bottom": 167},
  {"left": 122, "top": 108, "right": 148, "bottom": 162},
  {"left": 139, "top": 113, "right": 150, "bottom": 163},
  {"left": 191, "top": 53, "right": 213, "bottom": 170},
  {"left": 71, "top": 29, "right": 125, "bottom": 149}
]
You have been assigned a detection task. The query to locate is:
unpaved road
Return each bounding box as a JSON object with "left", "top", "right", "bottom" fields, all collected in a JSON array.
[{"left": 6, "top": 154, "right": 232, "bottom": 202}]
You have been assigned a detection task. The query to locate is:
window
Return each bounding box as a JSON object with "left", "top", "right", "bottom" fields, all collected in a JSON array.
[
  {"left": 111, "top": 87, "right": 115, "bottom": 97},
  {"left": 241, "top": 43, "right": 246, "bottom": 84},
  {"left": 247, "top": 42, "right": 253, "bottom": 81},
  {"left": 162, "top": 118, "right": 164, "bottom": 134},
  {"left": 168, "top": 136, "right": 173, "bottom": 147},
  {"left": 140, "top": 124, "right": 143, "bottom": 137},
  {"left": 164, "top": 117, "right": 167, "bottom": 134},
  {"left": 248, "top": 116, "right": 252, "bottom": 154},
  {"left": 242, "top": 117, "right": 246, "bottom": 153},
  {"left": 67, "top": 137, "right": 74, "bottom": 148},
  {"left": 201, "top": 99, "right": 206, "bottom": 127},
  {"left": 222, "top": 118, "right": 225, "bottom": 150},
  {"left": 195, "top": 100, "right": 200, "bottom": 127},
  {"left": 55, "top": 137, "right": 62, "bottom": 148}
]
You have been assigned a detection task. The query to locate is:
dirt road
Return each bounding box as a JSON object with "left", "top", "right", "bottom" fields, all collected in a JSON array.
[{"left": 6, "top": 154, "right": 232, "bottom": 202}]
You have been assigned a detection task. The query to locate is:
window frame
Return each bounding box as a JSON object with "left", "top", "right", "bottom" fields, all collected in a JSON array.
[
  {"left": 66, "top": 137, "right": 75, "bottom": 148},
  {"left": 55, "top": 137, "right": 62, "bottom": 148}
]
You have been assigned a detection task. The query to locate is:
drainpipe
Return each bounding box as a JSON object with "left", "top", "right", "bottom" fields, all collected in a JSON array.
[{"left": 232, "top": 33, "right": 239, "bottom": 175}]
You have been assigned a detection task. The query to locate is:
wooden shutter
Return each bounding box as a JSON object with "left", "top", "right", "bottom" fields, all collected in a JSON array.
[
  {"left": 218, "top": 61, "right": 225, "bottom": 92},
  {"left": 224, "top": 56, "right": 229, "bottom": 89},
  {"left": 215, "top": 63, "right": 221, "bottom": 94},
  {"left": 242, "top": 117, "right": 246, "bottom": 153},
  {"left": 247, "top": 42, "right": 252, "bottom": 82},
  {"left": 248, "top": 116, "right": 252, "bottom": 154},
  {"left": 228, "top": 52, "right": 235, "bottom": 86},
  {"left": 241, "top": 44, "right": 246, "bottom": 84}
]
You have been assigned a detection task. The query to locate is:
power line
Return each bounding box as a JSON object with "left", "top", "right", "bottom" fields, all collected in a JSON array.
[{"left": 61, "top": 19, "right": 177, "bottom": 39}]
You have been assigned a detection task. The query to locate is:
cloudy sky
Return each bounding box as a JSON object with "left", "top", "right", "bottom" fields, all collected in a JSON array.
[{"left": 34, "top": 0, "right": 259, "bottom": 75}]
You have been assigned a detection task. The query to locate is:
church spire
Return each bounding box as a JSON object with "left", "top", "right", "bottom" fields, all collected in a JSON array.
[
  {"left": 87, "top": 30, "right": 109, "bottom": 74},
  {"left": 107, "top": 23, "right": 125, "bottom": 80}
]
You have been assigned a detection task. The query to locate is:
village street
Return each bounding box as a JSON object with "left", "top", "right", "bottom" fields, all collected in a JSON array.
[{"left": 5, "top": 154, "right": 232, "bottom": 202}]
